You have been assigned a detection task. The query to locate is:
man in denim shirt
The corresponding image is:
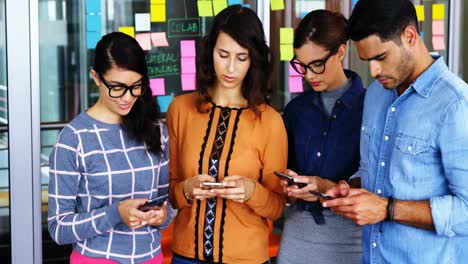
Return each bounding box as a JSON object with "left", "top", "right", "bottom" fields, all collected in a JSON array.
[{"left": 323, "top": 0, "right": 468, "bottom": 263}]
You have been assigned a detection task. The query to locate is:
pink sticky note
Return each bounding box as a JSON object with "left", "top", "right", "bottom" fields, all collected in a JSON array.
[
  {"left": 432, "top": 20, "right": 444, "bottom": 35},
  {"left": 150, "top": 32, "right": 169, "bottom": 47},
  {"left": 149, "top": 78, "right": 165, "bottom": 96},
  {"left": 181, "top": 74, "right": 196, "bottom": 91},
  {"left": 180, "top": 40, "right": 196, "bottom": 57},
  {"left": 289, "top": 76, "right": 304, "bottom": 93},
  {"left": 181, "top": 57, "right": 196, "bottom": 74},
  {"left": 289, "top": 64, "right": 302, "bottom": 77},
  {"left": 135, "top": 33, "right": 152, "bottom": 51},
  {"left": 432, "top": 36, "right": 445, "bottom": 50}
]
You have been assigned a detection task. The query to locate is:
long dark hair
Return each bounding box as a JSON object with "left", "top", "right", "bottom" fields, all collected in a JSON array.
[
  {"left": 196, "top": 5, "right": 274, "bottom": 117},
  {"left": 93, "top": 32, "right": 163, "bottom": 154},
  {"left": 294, "top": 9, "right": 348, "bottom": 50}
]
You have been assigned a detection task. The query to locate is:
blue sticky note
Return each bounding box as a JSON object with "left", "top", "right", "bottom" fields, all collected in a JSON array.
[
  {"left": 86, "top": 14, "right": 101, "bottom": 32},
  {"left": 301, "top": 11, "right": 308, "bottom": 19},
  {"left": 420, "top": 31, "right": 424, "bottom": 40},
  {"left": 86, "top": 31, "right": 101, "bottom": 49},
  {"left": 86, "top": 0, "right": 101, "bottom": 14},
  {"left": 352, "top": 0, "right": 359, "bottom": 8},
  {"left": 157, "top": 95, "right": 173, "bottom": 113},
  {"left": 228, "top": 0, "right": 242, "bottom": 5}
]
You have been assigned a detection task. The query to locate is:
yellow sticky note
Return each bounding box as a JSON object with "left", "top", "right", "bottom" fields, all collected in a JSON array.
[
  {"left": 415, "top": 5, "right": 425, "bottom": 22},
  {"left": 213, "top": 0, "right": 228, "bottom": 16},
  {"left": 118, "top": 26, "right": 135, "bottom": 38},
  {"left": 280, "top": 44, "right": 294, "bottom": 61},
  {"left": 271, "top": 0, "right": 285, "bottom": 11},
  {"left": 151, "top": 4, "right": 166, "bottom": 22},
  {"left": 432, "top": 4, "right": 445, "bottom": 20},
  {"left": 150, "top": 0, "right": 166, "bottom": 4},
  {"left": 280, "top": 28, "right": 294, "bottom": 44},
  {"left": 198, "top": 1, "right": 213, "bottom": 17}
]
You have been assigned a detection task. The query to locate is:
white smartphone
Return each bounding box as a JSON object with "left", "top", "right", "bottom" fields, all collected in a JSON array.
[{"left": 202, "top": 182, "right": 225, "bottom": 189}]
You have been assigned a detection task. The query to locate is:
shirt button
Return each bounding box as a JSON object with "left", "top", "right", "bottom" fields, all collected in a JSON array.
[
  {"left": 317, "top": 152, "right": 321, "bottom": 157},
  {"left": 381, "top": 162, "right": 386, "bottom": 167},
  {"left": 362, "top": 126, "right": 365, "bottom": 131},
  {"left": 323, "top": 131, "right": 327, "bottom": 136},
  {"left": 332, "top": 115, "right": 337, "bottom": 119},
  {"left": 408, "top": 146, "right": 412, "bottom": 151},
  {"left": 372, "top": 243, "right": 377, "bottom": 248},
  {"left": 384, "top": 136, "right": 389, "bottom": 141},
  {"left": 337, "top": 100, "right": 341, "bottom": 104},
  {"left": 391, "top": 107, "right": 396, "bottom": 112},
  {"left": 377, "top": 189, "right": 382, "bottom": 194}
]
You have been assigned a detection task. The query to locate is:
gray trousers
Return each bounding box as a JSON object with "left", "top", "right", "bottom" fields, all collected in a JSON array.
[{"left": 277, "top": 207, "right": 362, "bottom": 264}]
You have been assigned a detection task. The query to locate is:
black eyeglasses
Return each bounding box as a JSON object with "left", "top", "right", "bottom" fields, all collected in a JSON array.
[
  {"left": 290, "top": 47, "right": 339, "bottom": 75},
  {"left": 98, "top": 73, "right": 147, "bottom": 98}
]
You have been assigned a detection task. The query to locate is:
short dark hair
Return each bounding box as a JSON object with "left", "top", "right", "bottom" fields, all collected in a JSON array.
[
  {"left": 196, "top": 5, "right": 274, "bottom": 116},
  {"left": 348, "top": 0, "right": 419, "bottom": 43},
  {"left": 294, "top": 9, "right": 348, "bottom": 51},
  {"left": 93, "top": 32, "right": 163, "bottom": 154}
]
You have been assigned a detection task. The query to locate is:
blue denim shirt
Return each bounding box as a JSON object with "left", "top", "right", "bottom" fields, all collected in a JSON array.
[
  {"left": 356, "top": 57, "right": 468, "bottom": 264},
  {"left": 283, "top": 70, "right": 365, "bottom": 222}
]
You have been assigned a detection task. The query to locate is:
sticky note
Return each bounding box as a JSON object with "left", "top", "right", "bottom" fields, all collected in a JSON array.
[
  {"left": 151, "top": 0, "right": 166, "bottom": 4},
  {"left": 198, "top": 1, "right": 213, "bottom": 17},
  {"left": 135, "top": 33, "right": 152, "bottom": 51},
  {"left": 420, "top": 31, "right": 424, "bottom": 40},
  {"left": 228, "top": 0, "right": 242, "bottom": 5},
  {"left": 86, "top": 31, "right": 101, "bottom": 49},
  {"left": 181, "top": 57, "right": 197, "bottom": 74},
  {"left": 415, "top": 5, "right": 424, "bottom": 22},
  {"left": 150, "top": 32, "right": 169, "bottom": 47},
  {"left": 289, "top": 76, "right": 304, "bottom": 93},
  {"left": 280, "top": 44, "right": 294, "bottom": 61},
  {"left": 289, "top": 64, "right": 302, "bottom": 77},
  {"left": 432, "top": 36, "right": 445, "bottom": 50},
  {"left": 157, "top": 95, "right": 173, "bottom": 113},
  {"left": 151, "top": 4, "right": 166, "bottom": 22},
  {"left": 432, "top": 20, "right": 444, "bottom": 35},
  {"left": 118, "top": 26, "right": 135, "bottom": 38},
  {"left": 181, "top": 74, "right": 196, "bottom": 91},
  {"left": 280, "top": 28, "right": 294, "bottom": 44},
  {"left": 352, "top": 0, "right": 359, "bottom": 8},
  {"left": 86, "top": 0, "right": 101, "bottom": 14},
  {"left": 271, "top": 0, "right": 285, "bottom": 11},
  {"left": 213, "top": 0, "right": 228, "bottom": 15},
  {"left": 135, "top": 13, "right": 151, "bottom": 32},
  {"left": 149, "top": 78, "right": 165, "bottom": 96},
  {"left": 86, "top": 14, "right": 101, "bottom": 32},
  {"left": 432, "top": 4, "right": 445, "bottom": 20},
  {"left": 301, "top": 12, "right": 308, "bottom": 19},
  {"left": 243, "top": 4, "right": 251, "bottom": 8},
  {"left": 180, "top": 40, "right": 196, "bottom": 57}
]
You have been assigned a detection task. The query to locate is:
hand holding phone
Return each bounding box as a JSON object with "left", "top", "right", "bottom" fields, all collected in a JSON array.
[
  {"left": 139, "top": 194, "right": 168, "bottom": 212},
  {"left": 308, "top": 190, "right": 335, "bottom": 200},
  {"left": 274, "top": 171, "right": 307, "bottom": 188}
]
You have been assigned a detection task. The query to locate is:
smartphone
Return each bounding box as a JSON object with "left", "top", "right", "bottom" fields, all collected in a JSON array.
[
  {"left": 202, "top": 182, "right": 225, "bottom": 189},
  {"left": 274, "top": 171, "right": 307, "bottom": 188},
  {"left": 139, "top": 194, "right": 168, "bottom": 212},
  {"left": 308, "top": 190, "right": 335, "bottom": 200}
]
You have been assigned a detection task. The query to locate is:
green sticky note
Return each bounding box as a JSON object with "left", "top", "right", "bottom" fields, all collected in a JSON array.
[
  {"left": 271, "top": 0, "right": 285, "bottom": 11},
  {"left": 118, "top": 26, "right": 135, "bottom": 38},
  {"left": 280, "top": 44, "right": 294, "bottom": 61},
  {"left": 150, "top": 4, "right": 166, "bottom": 22},
  {"left": 198, "top": 1, "right": 213, "bottom": 17},
  {"left": 280, "top": 27, "right": 294, "bottom": 44},
  {"left": 213, "top": 0, "right": 228, "bottom": 16}
]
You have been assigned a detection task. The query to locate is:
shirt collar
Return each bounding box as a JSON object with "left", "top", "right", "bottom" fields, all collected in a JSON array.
[{"left": 411, "top": 56, "right": 448, "bottom": 98}]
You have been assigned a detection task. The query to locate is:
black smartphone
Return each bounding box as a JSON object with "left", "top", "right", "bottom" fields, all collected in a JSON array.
[
  {"left": 202, "top": 182, "right": 225, "bottom": 189},
  {"left": 139, "top": 194, "right": 168, "bottom": 212},
  {"left": 274, "top": 171, "right": 307, "bottom": 188},
  {"left": 308, "top": 190, "right": 335, "bottom": 200}
]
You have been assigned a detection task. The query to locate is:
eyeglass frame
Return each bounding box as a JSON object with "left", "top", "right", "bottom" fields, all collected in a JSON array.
[
  {"left": 289, "top": 45, "right": 340, "bottom": 75},
  {"left": 98, "top": 72, "right": 147, "bottom": 98}
]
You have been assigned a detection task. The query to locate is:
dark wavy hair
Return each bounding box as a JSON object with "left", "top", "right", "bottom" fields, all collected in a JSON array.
[
  {"left": 196, "top": 5, "right": 274, "bottom": 117},
  {"left": 294, "top": 9, "right": 348, "bottom": 50},
  {"left": 348, "top": 0, "right": 419, "bottom": 43},
  {"left": 93, "top": 32, "right": 162, "bottom": 154}
]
